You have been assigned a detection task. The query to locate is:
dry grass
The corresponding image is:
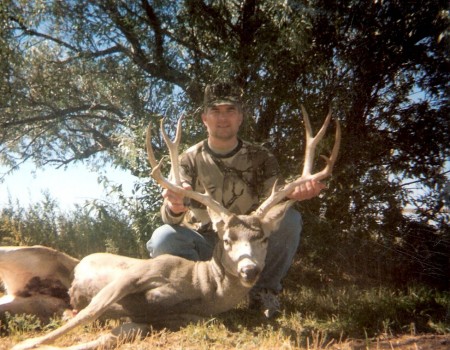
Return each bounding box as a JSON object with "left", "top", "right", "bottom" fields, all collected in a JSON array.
[
  {"left": 2, "top": 318, "right": 449, "bottom": 350},
  {"left": 2, "top": 296, "right": 449, "bottom": 350}
]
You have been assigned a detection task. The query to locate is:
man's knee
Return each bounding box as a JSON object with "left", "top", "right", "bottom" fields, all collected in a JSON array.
[
  {"left": 147, "top": 225, "right": 203, "bottom": 260},
  {"left": 146, "top": 224, "right": 180, "bottom": 258}
]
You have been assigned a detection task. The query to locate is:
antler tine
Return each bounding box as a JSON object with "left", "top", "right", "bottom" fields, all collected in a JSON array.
[
  {"left": 146, "top": 121, "right": 162, "bottom": 172},
  {"left": 254, "top": 107, "right": 341, "bottom": 218},
  {"left": 301, "top": 105, "right": 332, "bottom": 176},
  {"left": 160, "top": 116, "right": 184, "bottom": 185},
  {"left": 146, "top": 118, "right": 231, "bottom": 217}
]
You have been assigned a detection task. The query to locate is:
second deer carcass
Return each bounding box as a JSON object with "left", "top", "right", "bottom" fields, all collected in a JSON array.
[
  {"left": 0, "top": 245, "right": 79, "bottom": 325},
  {"left": 12, "top": 107, "right": 340, "bottom": 350}
]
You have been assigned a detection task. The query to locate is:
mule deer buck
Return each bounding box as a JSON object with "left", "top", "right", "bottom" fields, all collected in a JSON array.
[{"left": 10, "top": 107, "right": 340, "bottom": 350}]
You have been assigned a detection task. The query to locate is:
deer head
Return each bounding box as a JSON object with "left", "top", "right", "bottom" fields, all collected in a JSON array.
[
  {"left": 207, "top": 201, "right": 292, "bottom": 287},
  {"left": 146, "top": 107, "right": 340, "bottom": 287}
]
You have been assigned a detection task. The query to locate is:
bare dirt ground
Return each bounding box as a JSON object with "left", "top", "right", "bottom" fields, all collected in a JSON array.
[{"left": 345, "top": 334, "right": 450, "bottom": 350}]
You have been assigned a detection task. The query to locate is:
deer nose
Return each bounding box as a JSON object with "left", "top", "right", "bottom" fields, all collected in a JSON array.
[{"left": 239, "top": 265, "right": 261, "bottom": 284}]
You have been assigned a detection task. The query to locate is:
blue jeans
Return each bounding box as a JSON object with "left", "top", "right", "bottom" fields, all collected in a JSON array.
[{"left": 146, "top": 208, "right": 302, "bottom": 293}]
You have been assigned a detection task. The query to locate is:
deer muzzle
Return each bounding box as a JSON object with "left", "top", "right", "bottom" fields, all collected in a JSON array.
[{"left": 238, "top": 262, "right": 261, "bottom": 286}]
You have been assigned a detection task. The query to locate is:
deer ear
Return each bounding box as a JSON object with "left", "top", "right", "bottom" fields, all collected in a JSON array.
[
  {"left": 260, "top": 201, "right": 292, "bottom": 235},
  {"left": 207, "top": 208, "right": 228, "bottom": 238}
]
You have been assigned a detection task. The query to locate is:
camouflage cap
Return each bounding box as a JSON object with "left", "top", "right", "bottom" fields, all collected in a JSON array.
[{"left": 204, "top": 82, "right": 242, "bottom": 108}]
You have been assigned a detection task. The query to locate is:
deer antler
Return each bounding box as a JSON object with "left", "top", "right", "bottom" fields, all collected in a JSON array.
[
  {"left": 146, "top": 117, "right": 231, "bottom": 216},
  {"left": 254, "top": 105, "right": 341, "bottom": 218}
]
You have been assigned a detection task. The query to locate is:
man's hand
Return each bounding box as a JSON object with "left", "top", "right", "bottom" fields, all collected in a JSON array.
[
  {"left": 287, "top": 180, "right": 326, "bottom": 201},
  {"left": 162, "top": 183, "right": 192, "bottom": 214}
]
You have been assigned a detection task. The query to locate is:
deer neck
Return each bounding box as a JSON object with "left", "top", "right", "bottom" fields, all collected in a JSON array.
[{"left": 208, "top": 243, "right": 251, "bottom": 295}]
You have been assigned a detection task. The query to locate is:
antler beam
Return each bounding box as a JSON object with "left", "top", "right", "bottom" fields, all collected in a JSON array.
[{"left": 254, "top": 106, "right": 341, "bottom": 218}]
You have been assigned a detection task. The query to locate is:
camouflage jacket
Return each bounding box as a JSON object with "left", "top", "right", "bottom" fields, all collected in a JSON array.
[{"left": 161, "top": 138, "right": 282, "bottom": 233}]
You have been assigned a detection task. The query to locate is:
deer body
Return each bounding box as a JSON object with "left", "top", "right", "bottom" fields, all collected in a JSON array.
[
  {"left": 69, "top": 233, "right": 259, "bottom": 323},
  {"left": 70, "top": 255, "right": 247, "bottom": 321}
]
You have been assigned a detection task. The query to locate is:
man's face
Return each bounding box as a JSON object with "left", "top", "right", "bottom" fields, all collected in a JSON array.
[{"left": 202, "top": 104, "right": 243, "bottom": 142}]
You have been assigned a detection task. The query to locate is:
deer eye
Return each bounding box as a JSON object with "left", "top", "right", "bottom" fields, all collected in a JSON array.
[{"left": 223, "top": 238, "right": 231, "bottom": 246}]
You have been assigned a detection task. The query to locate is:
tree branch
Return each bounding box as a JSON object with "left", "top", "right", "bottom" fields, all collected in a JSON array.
[
  {"left": 100, "top": 1, "right": 191, "bottom": 89},
  {"left": 1, "top": 105, "right": 125, "bottom": 129},
  {"left": 9, "top": 16, "right": 79, "bottom": 52},
  {"left": 141, "top": 0, "right": 164, "bottom": 63},
  {"left": 400, "top": 170, "right": 450, "bottom": 188},
  {"left": 55, "top": 45, "right": 127, "bottom": 64}
]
